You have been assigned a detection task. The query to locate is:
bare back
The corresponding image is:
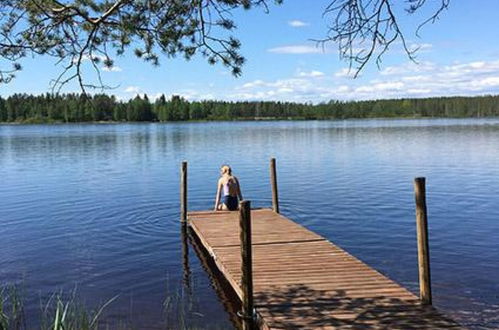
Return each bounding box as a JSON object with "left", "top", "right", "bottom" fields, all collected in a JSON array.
[{"left": 219, "top": 175, "right": 239, "bottom": 197}]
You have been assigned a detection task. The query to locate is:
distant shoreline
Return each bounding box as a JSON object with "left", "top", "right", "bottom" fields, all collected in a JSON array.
[
  {"left": 1, "top": 115, "right": 498, "bottom": 126},
  {"left": 2, "top": 93, "right": 499, "bottom": 123}
]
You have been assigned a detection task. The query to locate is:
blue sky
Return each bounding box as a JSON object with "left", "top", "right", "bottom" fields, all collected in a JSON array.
[{"left": 2, "top": 0, "right": 499, "bottom": 103}]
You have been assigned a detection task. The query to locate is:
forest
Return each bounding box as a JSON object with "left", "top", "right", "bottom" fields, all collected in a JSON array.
[{"left": 1, "top": 93, "right": 499, "bottom": 123}]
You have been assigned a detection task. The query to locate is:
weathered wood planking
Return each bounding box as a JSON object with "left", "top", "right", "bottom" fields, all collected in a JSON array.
[{"left": 188, "top": 208, "right": 461, "bottom": 329}]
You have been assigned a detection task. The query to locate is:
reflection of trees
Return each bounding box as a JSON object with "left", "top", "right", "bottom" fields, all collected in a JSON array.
[{"left": 181, "top": 222, "right": 191, "bottom": 293}]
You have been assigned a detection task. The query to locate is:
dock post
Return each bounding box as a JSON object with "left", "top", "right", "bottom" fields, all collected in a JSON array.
[
  {"left": 239, "top": 200, "right": 254, "bottom": 330},
  {"left": 270, "top": 158, "right": 279, "bottom": 213},
  {"left": 181, "top": 221, "right": 191, "bottom": 290},
  {"left": 414, "top": 177, "right": 432, "bottom": 305},
  {"left": 180, "top": 161, "right": 188, "bottom": 222}
]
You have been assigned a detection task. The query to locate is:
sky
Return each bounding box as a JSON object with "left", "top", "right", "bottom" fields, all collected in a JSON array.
[{"left": 2, "top": 0, "right": 499, "bottom": 103}]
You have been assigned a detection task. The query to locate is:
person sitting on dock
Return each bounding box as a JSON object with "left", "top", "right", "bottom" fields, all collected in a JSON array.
[{"left": 214, "top": 165, "right": 243, "bottom": 211}]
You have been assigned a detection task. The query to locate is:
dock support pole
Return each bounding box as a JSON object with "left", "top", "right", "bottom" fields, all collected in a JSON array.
[
  {"left": 239, "top": 200, "right": 254, "bottom": 330},
  {"left": 270, "top": 158, "right": 279, "bottom": 213},
  {"left": 180, "top": 161, "right": 188, "bottom": 222},
  {"left": 414, "top": 177, "right": 432, "bottom": 305},
  {"left": 181, "top": 221, "right": 191, "bottom": 290}
]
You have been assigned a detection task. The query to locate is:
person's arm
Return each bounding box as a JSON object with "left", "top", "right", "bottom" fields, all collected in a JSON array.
[
  {"left": 214, "top": 180, "right": 221, "bottom": 211},
  {"left": 236, "top": 177, "right": 243, "bottom": 200}
]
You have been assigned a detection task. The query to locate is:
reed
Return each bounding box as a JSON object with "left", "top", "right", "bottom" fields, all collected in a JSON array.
[
  {"left": 40, "top": 290, "right": 118, "bottom": 330},
  {"left": 0, "top": 285, "right": 116, "bottom": 330},
  {"left": 0, "top": 285, "right": 25, "bottom": 330},
  {"left": 0, "top": 283, "right": 209, "bottom": 329},
  {"left": 163, "top": 286, "right": 195, "bottom": 329}
]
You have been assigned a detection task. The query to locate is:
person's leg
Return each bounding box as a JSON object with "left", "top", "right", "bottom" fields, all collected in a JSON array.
[{"left": 221, "top": 195, "right": 229, "bottom": 210}]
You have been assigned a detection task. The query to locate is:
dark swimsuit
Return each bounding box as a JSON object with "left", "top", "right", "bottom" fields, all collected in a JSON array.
[
  {"left": 223, "top": 195, "right": 239, "bottom": 211},
  {"left": 222, "top": 180, "right": 239, "bottom": 211}
]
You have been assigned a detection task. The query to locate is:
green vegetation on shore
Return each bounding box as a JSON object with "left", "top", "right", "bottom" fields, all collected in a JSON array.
[{"left": 1, "top": 94, "right": 499, "bottom": 124}]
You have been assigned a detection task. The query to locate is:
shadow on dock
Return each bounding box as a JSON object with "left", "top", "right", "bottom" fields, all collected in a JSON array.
[{"left": 254, "top": 285, "right": 459, "bottom": 329}]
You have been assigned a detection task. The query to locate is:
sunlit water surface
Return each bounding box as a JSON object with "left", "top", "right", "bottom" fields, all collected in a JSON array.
[{"left": 1, "top": 119, "right": 499, "bottom": 329}]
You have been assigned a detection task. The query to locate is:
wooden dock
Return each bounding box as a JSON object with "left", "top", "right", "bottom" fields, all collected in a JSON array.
[{"left": 187, "top": 208, "right": 461, "bottom": 329}]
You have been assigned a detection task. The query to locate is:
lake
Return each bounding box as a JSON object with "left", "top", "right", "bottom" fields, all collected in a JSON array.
[{"left": 1, "top": 119, "right": 498, "bottom": 329}]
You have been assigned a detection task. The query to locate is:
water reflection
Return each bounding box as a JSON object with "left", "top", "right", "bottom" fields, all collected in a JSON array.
[
  {"left": 181, "top": 222, "right": 191, "bottom": 292},
  {"left": 188, "top": 226, "right": 242, "bottom": 330}
]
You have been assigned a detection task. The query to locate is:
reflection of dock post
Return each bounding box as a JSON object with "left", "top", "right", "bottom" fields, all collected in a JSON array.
[
  {"left": 270, "top": 158, "right": 279, "bottom": 213},
  {"left": 239, "top": 200, "right": 254, "bottom": 330},
  {"left": 414, "top": 177, "right": 432, "bottom": 305},
  {"left": 180, "top": 161, "right": 188, "bottom": 222},
  {"left": 181, "top": 221, "right": 191, "bottom": 290}
]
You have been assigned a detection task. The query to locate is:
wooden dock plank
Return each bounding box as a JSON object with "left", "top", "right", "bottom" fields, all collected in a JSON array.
[{"left": 188, "top": 208, "right": 461, "bottom": 329}]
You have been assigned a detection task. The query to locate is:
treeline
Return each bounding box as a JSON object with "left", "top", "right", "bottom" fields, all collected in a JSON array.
[{"left": 1, "top": 93, "right": 499, "bottom": 123}]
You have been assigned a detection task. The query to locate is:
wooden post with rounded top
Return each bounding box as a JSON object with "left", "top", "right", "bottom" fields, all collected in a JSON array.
[
  {"left": 270, "top": 158, "right": 279, "bottom": 213},
  {"left": 414, "top": 177, "right": 432, "bottom": 305},
  {"left": 180, "top": 161, "right": 187, "bottom": 222},
  {"left": 239, "top": 200, "right": 254, "bottom": 330}
]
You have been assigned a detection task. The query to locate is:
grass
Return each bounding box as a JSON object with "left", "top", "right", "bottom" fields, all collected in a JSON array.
[
  {"left": 0, "top": 285, "right": 117, "bottom": 330},
  {"left": 40, "top": 291, "right": 118, "bottom": 330},
  {"left": 0, "top": 286, "right": 25, "bottom": 330}
]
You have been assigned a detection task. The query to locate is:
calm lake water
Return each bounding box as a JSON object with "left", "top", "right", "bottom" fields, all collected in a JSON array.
[{"left": 1, "top": 119, "right": 499, "bottom": 329}]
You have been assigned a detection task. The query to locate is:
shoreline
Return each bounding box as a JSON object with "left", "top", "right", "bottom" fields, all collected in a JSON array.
[{"left": 1, "top": 115, "right": 498, "bottom": 125}]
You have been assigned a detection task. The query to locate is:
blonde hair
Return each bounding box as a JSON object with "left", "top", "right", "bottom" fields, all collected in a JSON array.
[{"left": 221, "top": 165, "right": 232, "bottom": 175}]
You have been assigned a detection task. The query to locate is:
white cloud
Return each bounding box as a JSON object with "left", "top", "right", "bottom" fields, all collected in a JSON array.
[
  {"left": 336, "top": 85, "right": 351, "bottom": 93},
  {"left": 353, "top": 86, "right": 374, "bottom": 94},
  {"left": 407, "top": 88, "right": 431, "bottom": 94},
  {"left": 288, "top": 20, "right": 309, "bottom": 27},
  {"left": 441, "top": 61, "right": 499, "bottom": 77},
  {"left": 240, "top": 80, "right": 265, "bottom": 89},
  {"left": 277, "top": 87, "right": 294, "bottom": 93},
  {"left": 119, "top": 59, "right": 499, "bottom": 103},
  {"left": 268, "top": 45, "right": 324, "bottom": 54},
  {"left": 380, "top": 61, "right": 436, "bottom": 76},
  {"left": 227, "top": 59, "right": 499, "bottom": 102},
  {"left": 124, "top": 86, "right": 140, "bottom": 93},
  {"left": 470, "top": 76, "right": 499, "bottom": 89},
  {"left": 297, "top": 70, "right": 325, "bottom": 78},
  {"left": 335, "top": 68, "right": 358, "bottom": 78},
  {"left": 372, "top": 81, "right": 404, "bottom": 91},
  {"left": 402, "top": 75, "right": 429, "bottom": 82}
]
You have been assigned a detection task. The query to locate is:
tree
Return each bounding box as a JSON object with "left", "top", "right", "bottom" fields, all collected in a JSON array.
[
  {"left": 318, "top": 0, "right": 450, "bottom": 76},
  {"left": 1, "top": 0, "right": 450, "bottom": 91},
  {"left": 0, "top": 0, "right": 280, "bottom": 92},
  {"left": 189, "top": 101, "right": 205, "bottom": 120},
  {"left": 154, "top": 94, "right": 168, "bottom": 122},
  {"left": 1, "top": 93, "right": 499, "bottom": 123},
  {"left": 168, "top": 95, "right": 189, "bottom": 121},
  {"left": 0, "top": 97, "right": 6, "bottom": 122}
]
